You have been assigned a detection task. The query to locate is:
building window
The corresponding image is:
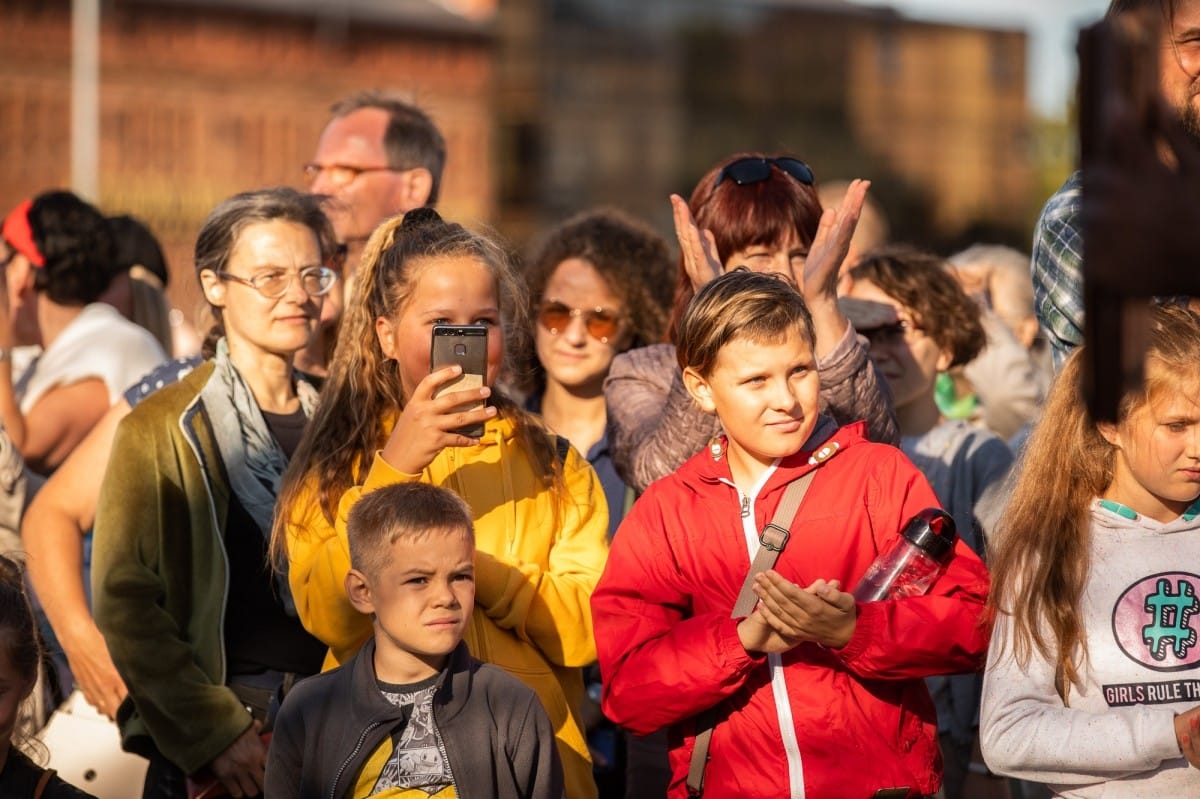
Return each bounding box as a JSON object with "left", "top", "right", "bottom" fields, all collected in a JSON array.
[
  {"left": 877, "top": 27, "right": 900, "bottom": 80},
  {"left": 991, "top": 34, "right": 1017, "bottom": 89}
]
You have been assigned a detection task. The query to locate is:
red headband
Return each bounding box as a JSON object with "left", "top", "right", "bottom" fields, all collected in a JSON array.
[{"left": 2, "top": 199, "right": 44, "bottom": 267}]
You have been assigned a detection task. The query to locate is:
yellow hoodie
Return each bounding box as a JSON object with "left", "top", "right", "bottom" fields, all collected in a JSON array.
[{"left": 284, "top": 413, "right": 608, "bottom": 799}]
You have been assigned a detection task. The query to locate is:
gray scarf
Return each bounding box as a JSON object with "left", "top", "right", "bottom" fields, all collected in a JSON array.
[{"left": 199, "top": 338, "right": 317, "bottom": 615}]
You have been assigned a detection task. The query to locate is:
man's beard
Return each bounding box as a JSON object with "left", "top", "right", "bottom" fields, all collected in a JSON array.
[{"left": 1180, "top": 99, "right": 1200, "bottom": 145}]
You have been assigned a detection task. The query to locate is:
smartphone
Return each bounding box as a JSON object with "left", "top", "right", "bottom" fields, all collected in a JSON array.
[{"left": 430, "top": 324, "right": 488, "bottom": 437}]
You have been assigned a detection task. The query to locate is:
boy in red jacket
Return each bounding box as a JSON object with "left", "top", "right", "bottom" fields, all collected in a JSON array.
[{"left": 591, "top": 269, "right": 990, "bottom": 799}]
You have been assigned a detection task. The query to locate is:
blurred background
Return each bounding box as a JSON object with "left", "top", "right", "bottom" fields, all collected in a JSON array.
[{"left": 0, "top": 0, "right": 1106, "bottom": 320}]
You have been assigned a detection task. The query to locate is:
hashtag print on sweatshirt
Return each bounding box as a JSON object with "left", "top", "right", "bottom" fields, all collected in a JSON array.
[{"left": 980, "top": 498, "right": 1200, "bottom": 797}]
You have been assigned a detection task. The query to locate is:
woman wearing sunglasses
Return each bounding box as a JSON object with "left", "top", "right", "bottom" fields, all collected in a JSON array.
[
  {"left": 606, "top": 153, "right": 900, "bottom": 493},
  {"left": 91, "top": 188, "right": 337, "bottom": 799},
  {"left": 518, "top": 208, "right": 675, "bottom": 539}
]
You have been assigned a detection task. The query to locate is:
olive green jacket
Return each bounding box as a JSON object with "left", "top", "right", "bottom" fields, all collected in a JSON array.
[{"left": 92, "top": 361, "right": 253, "bottom": 775}]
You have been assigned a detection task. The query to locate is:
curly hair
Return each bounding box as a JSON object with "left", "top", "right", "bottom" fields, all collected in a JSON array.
[
  {"left": 27, "top": 190, "right": 116, "bottom": 306},
  {"left": 847, "top": 245, "right": 985, "bottom": 369},
  {"left": 515, "top": 207, "right": 675, "bottom": 394}
]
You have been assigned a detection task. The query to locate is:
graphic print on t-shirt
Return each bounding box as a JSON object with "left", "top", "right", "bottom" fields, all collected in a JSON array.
[
  {"left": 354, "top": 678, "right": 456, "bottom": 798},
  {"left": 1107, "top": 571, "right": 1200, "bottom": 707}
]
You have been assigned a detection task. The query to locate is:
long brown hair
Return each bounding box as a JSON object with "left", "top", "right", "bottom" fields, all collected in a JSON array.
[
  {"left": 271, "top": 208, "right": 564, "bottom": 565},
  {"left": 989, "top": 303, "right": 1200, "bottom": 691}
]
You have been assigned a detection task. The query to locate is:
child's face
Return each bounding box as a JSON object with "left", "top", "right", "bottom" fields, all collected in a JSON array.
[
  {"left": 375, "top": 255, "right": 504, "bottom": 404},
  {"left": 847, "top": 278, "right": 951, "bottom": 414},
  {"left": 684, "top": 326, "right": 819, "bottom": 484},
  {"left": 1100, "top": 376, "right": 1200, "bottom": 524},
  {"left": 348, "top": 527, "right": 476, "bottom": 683}
]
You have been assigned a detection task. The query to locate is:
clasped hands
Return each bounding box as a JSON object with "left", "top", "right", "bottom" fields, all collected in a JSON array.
[{"left": 736, "top": 570, "right": 856, "bottom": 655}]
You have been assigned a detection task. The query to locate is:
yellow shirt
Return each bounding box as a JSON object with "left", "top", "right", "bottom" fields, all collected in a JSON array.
[{"left": 284, "top": 414, "right": 608, "bottom": 799}]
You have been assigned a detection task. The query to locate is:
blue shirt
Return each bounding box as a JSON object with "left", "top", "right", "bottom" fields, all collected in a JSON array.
[{"left": 523, "top": 393, "right": 628, "bottom": 539}]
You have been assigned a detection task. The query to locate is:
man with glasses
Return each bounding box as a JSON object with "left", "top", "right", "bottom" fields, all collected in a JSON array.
[
  {"left": 1033, "top": 0, "right": 1200, "bottom": 369},
  {"left": 304, "top": 90, "right": 447, "bottom": 292}
]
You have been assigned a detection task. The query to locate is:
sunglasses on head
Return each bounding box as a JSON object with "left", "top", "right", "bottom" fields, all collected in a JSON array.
[
  {"left": 538, "top": 300, "right": 623, "bottom": 344},
  {"left": 714, "top": 157, "right": 815, "bottom": 188}
]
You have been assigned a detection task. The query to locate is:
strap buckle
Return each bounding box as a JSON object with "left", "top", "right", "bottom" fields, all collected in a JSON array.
[{"left": 759, "top": 523, "right": 790, "bottom": 552}]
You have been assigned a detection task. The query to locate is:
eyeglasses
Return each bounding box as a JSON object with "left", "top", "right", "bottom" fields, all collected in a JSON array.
[
  {"left": 302, "top": 162, "right": 399, "bottom": 188},
  {"left": 538, "top": 300, "right": 623, "bottom": 344},
  {"left": 714, "top": 157, "right": 815, "bottom": 188},
  {"left": 216, "top": 266, "right": 338, "bottom": 299},
  {"left": 861, "top": 320, "right": 925, "bottom": 347}
]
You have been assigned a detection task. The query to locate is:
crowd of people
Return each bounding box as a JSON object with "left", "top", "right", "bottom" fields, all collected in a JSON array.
[{"left": 1, "top": 1, "right": 1200, "bottom": 798}]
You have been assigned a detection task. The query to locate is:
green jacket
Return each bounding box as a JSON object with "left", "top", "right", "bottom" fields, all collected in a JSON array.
[{"left": 93, "top": 360, "right": 252, "bottom": 774}]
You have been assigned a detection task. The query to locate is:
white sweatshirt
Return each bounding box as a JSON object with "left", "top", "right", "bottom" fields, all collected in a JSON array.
[{"left": 980, "top": 500, "right": 1200, "bottom": 796}]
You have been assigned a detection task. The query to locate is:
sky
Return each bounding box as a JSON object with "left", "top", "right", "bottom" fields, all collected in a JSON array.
[{"left": 844, "top": 0, "right": 1112, "bottom": 117}]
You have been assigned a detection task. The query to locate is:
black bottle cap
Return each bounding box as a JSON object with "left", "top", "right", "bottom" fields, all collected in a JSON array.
[{"left": 900, "top": 508, "right": 957, "bottom": 563}]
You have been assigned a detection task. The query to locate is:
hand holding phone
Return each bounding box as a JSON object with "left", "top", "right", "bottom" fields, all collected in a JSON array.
[
  {"left": 379, "top": 324, "right": 494, "bottom": 475},
  {"left": 430, "top": 324, "right": 489, "bottom": 438}
]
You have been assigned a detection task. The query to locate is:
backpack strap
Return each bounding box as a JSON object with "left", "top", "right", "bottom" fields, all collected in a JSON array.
[
  {"left": 33, "top": 769, "right": 55, "bottom": 799},
  {"left": 686, "top": 468, "right": 820, "bottom": 797}
]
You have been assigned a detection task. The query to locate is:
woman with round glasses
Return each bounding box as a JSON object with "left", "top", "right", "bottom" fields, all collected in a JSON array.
[
  {"left": 606, "top": 153, "right": 900, "bottom": 492},
  {"left": 92, "top": 187, "right": 336, "bottom": 799},
  {"left": 517, "top": 208, "right": 674, "bottom": 540}
]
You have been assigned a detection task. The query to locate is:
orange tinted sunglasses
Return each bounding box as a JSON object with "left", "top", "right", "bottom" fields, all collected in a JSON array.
[{"left": 538, "top": 300, "right": 623, "bottom": 344}]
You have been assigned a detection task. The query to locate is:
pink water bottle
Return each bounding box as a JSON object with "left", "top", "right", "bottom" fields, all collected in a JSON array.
[{"left": 853, "top": 508, "right": 957, "bottom": 601}]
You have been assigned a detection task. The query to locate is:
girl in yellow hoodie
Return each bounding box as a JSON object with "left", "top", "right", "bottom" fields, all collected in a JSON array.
[{"left": 272, "top": 208, "right": 608, "bottom": 799}]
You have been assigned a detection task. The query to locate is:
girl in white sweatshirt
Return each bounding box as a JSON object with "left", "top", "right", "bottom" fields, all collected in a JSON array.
[{"left": 981, "top": 303, "right": 1200, "bottom": 797}]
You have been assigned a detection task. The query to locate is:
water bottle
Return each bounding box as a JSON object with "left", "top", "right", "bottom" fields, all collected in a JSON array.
[{"left": 853, "top": 508, "right": 957, "bottom": 601}]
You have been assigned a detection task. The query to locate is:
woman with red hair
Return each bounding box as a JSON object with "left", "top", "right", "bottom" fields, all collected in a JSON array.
[{"left": 605, "top": 154, "right": 899, "bottom": 493}]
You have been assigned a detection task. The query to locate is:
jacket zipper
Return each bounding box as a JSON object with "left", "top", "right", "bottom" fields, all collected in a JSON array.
[
  {"left": 329, "top": 720, "right": 383, "bottom": 799},
  {"left": 735, "top": 467, "right": 806, "bottom": 799},
  {"left": 434, "top": 720, "right": 459, "bottom": 798}
]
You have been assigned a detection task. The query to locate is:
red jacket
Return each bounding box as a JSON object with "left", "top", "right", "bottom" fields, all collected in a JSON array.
[{"left": 591, "top": 420, "right": 991, "bottom": 799}]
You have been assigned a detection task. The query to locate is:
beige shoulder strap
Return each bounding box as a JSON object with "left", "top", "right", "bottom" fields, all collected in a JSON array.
[{"left": 686, "top": 468, "right": 818, "bottom": 797}]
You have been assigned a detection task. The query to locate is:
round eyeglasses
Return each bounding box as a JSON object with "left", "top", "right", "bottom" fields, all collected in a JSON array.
[
  {"left": 216, "top": 266, "right": 338, "bottom": 299},
  {"left": 538, "top": 300, "right": 623, "bottom": 344}
]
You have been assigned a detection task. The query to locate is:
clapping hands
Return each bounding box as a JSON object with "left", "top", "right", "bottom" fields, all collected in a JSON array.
[{"left": 737, "top": 571, "right": 857, "bottom": 655}]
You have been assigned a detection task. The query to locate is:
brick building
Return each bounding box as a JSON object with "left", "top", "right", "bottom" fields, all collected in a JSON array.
[
  {"left": 495, "top": 0, "right": 1033, "bottom": 253},
  {"left": 1, "top": 0, "right": 1034, "bottom": 318},
  {"left": 0, "top": 0, "right": 496, "bottom": 315}
]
